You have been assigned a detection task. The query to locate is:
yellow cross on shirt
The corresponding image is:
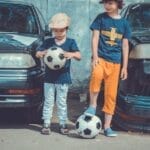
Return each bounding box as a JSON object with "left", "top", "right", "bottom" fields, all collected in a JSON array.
[{"left": 101, "top": 28, "right": 123, "bottom": 46}]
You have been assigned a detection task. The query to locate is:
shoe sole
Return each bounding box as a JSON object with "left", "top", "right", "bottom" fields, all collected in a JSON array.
[
  {"left": 105, "top": 134, "right": 117, "bottom": 137},
  {"left": 41, "top": 129, "right": 51, "bottom": 135},
  {"left": 41, "top": 132, "right": 51, "bottom": 135},
  {"left": 84, "top": 112, "right": 95, "bottom": 116}
]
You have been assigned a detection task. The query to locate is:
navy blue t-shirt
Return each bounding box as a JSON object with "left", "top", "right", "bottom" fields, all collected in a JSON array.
[
  {"left": 36, "top": 38, "right": 79, "bottom": 84},
  {"left": 90, "top": 12, "right": 131, "bottom": 63}
]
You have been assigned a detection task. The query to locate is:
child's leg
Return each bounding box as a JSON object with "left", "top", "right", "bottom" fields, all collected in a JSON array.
[
  {"left": 103, "top": 63, "right": 120, "bottom": 129},
  {"left": 85, "top": 58, "right": 104, "bottom": 115},
  {"left": 42, "top": 83, "right": 55, "bottom": 125},
  {"left": 56, "top": 84, "right": 69, "bottom": 134},
  {"left": 56, "top": 84, "right": 69, "bottom": 125},
  {"left": 104, "top": 113, "right": 113, "bottom": 129}
]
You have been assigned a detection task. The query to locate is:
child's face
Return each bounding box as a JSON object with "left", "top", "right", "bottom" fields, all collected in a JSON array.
[
  {"left": 52, "top": 28, "right": 67, "bottom": 40},
  {"left": 103, "top": 1, "right": 118, "bottom": 13}
]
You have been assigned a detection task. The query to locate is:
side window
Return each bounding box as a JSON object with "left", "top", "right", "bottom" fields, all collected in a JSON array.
[
  {"left": 120, "top": 7, "right": 128, "bottom": 17},
  {"left": 127, "top": 5, "right": 150, "bottom": 31},
  {"left": 35, "top": 7, "right": 46, "bottom": 30},
  {"left": 141, "top": 5, "right": 150, "bottom": 28},
  {"left": 127, "top": 6, "right": 141, "bottom": 30}
]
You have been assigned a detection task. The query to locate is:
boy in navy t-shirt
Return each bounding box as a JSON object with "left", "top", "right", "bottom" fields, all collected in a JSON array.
[
  {"left": 36, "top": 13, "right": 81, "bottom": 135},
  {"left": 84, "top": 0, "right": 131, "bottom": 137}
]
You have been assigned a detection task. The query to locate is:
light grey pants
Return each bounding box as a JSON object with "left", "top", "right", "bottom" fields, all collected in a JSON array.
[{"left": 42, "top": 83, "right": 69, "bottom": 125}]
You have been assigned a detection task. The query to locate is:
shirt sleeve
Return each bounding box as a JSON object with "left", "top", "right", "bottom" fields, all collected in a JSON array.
[
  {"left": 90, "top": 14, "right": 102, "bottom": 31},
  {"left": 36, "top": 39, "right": 51, "bottom": 51},
  {"left": 123, "top": 20, "right": 132, "bottom": 39},
  {"left": 70, "top": 39, "right": 79, "bottom": 52}
]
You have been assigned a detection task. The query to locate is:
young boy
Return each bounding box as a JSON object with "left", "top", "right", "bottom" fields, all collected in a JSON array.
[
  {"left": 36, "top": 13, "right": 81, "bottom": 135},
  {"left": 84, "top": 0, "right": 131, "bottom": 137}
]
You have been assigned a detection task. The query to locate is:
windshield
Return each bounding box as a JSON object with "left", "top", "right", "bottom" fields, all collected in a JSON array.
[
  {"left": 0, "top": 3, "right": 38, "bottom": 34},
  {"left": 127, "top": 4, "right": 150, "bottom": 33}
]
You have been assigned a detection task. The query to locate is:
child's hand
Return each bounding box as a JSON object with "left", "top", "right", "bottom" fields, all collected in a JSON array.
[
  {"left": 120, "top": 68, "right": 128, "bottom": 80},
  {"left": 64, "top": 52, "right": 74, "bottom": 59},
  {"left": 92, "top": 57, "right": 100, "bottom": 68},
  {"left": 36, "top": 51, "right": 47, "bottom": 58}
]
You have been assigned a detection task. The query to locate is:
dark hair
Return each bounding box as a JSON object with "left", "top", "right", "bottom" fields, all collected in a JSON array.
[{"left": 99, "top": 0, "right": 124, "bottom": 9}]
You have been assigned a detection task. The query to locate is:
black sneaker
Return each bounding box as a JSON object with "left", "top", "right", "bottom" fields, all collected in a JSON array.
[
  {"left": 41, "top": 124, "right": 51, "bottom": 135},
  {"left": 59, "top": 124, "right": 69, "bottom": 135}
]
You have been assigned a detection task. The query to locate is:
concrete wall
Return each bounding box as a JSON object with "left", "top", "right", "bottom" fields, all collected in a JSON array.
[{"left": 13, "top": 0, "right": 149, "bottom": 90}]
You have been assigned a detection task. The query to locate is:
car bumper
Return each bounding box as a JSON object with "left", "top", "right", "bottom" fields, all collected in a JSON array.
[
  {"left": 0, "top": 68, "right": 44, "bottom": 108},
  {"left": 114, "top": 94, "right": 150, "bottom": 132},
  {"left": 118, "top": 94, "right": 150, "bottom": 118},
  {"left": 114, "top": 106, "right": 150, "bottom": 132},
  {"left": 0, "top": 94, "right": 43, "bottom": 108}
]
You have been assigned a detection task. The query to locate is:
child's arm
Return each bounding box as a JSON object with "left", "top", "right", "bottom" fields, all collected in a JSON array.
[
  {"left": 120, "top": 38, "right": 129, "bottom": 80},
  {"left": 64, "top": 51, "right": 81, "bottom": 60},
  {"left": 36, "top": 50, "right": 47, "bottom": 58},
  {"left": 91, "top": 30, "right": 100, "bottom": 67},
  {"left": 35, "top": 39, "right": 50, "bottom": 58},
  {"left": 64, "top": 39, "right": 81, "bottom": 60}
]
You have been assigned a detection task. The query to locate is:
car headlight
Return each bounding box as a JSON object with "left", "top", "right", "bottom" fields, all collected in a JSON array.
[{"left": 0, "top": 53, "right": 36, "bottom": 68}]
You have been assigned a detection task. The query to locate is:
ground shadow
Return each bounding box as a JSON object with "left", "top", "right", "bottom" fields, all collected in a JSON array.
[{"left": 0, "top": 91, "right": 118, "bottom": 133}]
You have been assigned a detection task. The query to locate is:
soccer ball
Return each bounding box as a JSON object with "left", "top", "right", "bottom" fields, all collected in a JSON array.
[
  {"left": 75, "top": 114, "right": 102, "bottom": 139},
  {"left": 44, "top": 47, "right": 66, "bottom": 70}
]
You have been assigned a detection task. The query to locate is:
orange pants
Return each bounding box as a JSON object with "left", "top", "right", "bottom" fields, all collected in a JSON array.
[{"left": 89, "top": 58, "right": 121, "bottom": 115}]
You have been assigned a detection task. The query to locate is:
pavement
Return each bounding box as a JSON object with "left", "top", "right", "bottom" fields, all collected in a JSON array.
[{"left": 0, "top": 94, "right": 150, "bottom": 150}]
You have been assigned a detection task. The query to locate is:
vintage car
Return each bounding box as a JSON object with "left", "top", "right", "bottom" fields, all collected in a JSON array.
[
  {"left": 0, "top": 1, "right": 50, "bottom": 122},
  {"left": 114, "top": 2, "right": 150, "bottom": 132}
]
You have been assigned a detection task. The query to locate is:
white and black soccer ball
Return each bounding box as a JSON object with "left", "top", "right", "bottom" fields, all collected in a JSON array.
[
  {"left": 75, "top": 114, "right": 102, "bottom": 139},
  {"left": 44, "top": 47, "right": 66, "bottom": 70}
]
